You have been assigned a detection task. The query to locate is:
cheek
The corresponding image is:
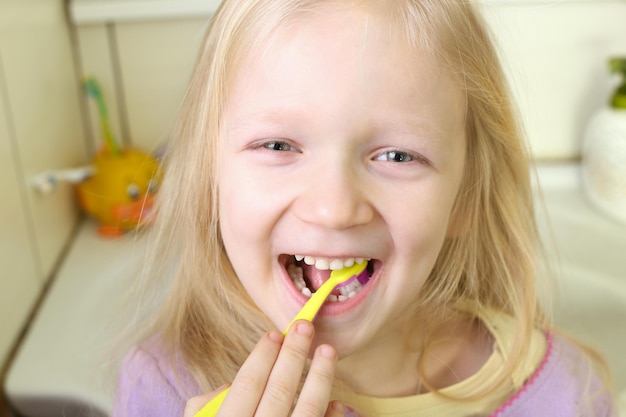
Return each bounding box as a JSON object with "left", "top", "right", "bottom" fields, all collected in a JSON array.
[
  {"left": 218, "top": 167, "right": 285, "bottom": 256},
  {"left": 218, "top": 187, "right": 265, "bottom": 295},
  {"left": 218, "top": 170, "right": 255, "bottom": 260},
  {"left": 385, "top": 187, "right": 459, "bottom": 270},
  {"left": 392, "top": 220, "right": 448, "bottom": 272}
]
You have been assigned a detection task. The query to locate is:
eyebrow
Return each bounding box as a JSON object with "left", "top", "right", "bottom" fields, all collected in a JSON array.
[
  {"left": 373, "top": 111, "right": 456, "bottom": 144},
  {"left": 225, "top": 105, "right": 311, "bottom": 134},
  {"left": 226, "top": 103, "right": 461, "bottom": 150}
]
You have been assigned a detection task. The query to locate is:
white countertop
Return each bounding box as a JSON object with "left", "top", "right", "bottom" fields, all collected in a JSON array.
[
  {"left": 5, "top": 221, "right": 149, "bottom": 417},
  {"left": 69, "top": 0, "right": 222, "bottom": 24}
]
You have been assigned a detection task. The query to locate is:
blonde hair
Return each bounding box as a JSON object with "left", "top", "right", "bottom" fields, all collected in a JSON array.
[{"left": 138, "top": 0, "right": 550, "bottom": 400}]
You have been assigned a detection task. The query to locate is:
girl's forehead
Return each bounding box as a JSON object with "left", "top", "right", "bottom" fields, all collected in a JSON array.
[
  {"left": 225, "top": 1, "right": 440, "bottom": 84},
  {"left": 226, "top": 5, "right": 460, "bottom": 113},
  {"left": 222, "top": 4, "right": 466, "bottom": 157},
  {"left": 271, "top": 3, "right": 418, "bottom": 54}
]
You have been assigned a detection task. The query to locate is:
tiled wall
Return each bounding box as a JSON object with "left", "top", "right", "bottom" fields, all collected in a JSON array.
[
  {"left": 482, "top": 1, "right": 626, "bottom": 159},
  {"left": 0, "top": 0, "right": 87, "bottom": 367},
  {"left": 75, "top": 19, "right": 208, "bottom": 154}
]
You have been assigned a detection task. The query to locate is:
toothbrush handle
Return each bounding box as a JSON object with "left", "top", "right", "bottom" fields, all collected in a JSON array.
[
  {"left": 284, "top": 262, "right": 365, "bottom": 332},
  {"left": 192, "top": 264, "right": 366, "bottom": 417},
  {"left": 193, "top": 288, "right": 332, "bottom": 417},
  {"left": 194, "top": 387, "right": 230, "bottom": 417},
  {"left": 195, "top": 286, "right": 333, "bottom": 417},
  {"left": 283, "top": 281, "right": 335, "bottom": 334}
]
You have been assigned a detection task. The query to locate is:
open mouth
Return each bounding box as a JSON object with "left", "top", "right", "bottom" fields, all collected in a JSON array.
[{"left": 284, "top": 255, "right": 374, "bottom": 302}]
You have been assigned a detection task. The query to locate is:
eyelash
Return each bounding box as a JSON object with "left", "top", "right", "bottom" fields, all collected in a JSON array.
[
  {"left": 375, "top": 149, "right": 430, "bottom": 166},
  {"left": 253, "top": 140, "right": 298, "bottom": 153},
  {"left": 375, "top": 150, "right": 413, "bottom": 163},
  {"left": 250, "top": 140, "right": 431, "bottom": 166}
]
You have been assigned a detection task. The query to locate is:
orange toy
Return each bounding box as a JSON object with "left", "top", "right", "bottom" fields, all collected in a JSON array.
[
  {"left": 79, "top": 76, "right": 161, "bottom": 237},
  {"left": 76, "top": 147, "right": 160, "bottom": 237}
]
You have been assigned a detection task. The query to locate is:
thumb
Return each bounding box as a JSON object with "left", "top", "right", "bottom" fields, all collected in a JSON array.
[{"left": 183, "top": 384, "right": 230, "bottom": 417}]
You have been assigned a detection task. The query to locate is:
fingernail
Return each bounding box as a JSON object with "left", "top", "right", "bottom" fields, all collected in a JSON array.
[
  {"left": 295, "top": 321, "right": 313, "bottom": 336},
  {"left": 331, "top": 400, "right": 344, "bottom": 413},
  {"left": 318, "top": 344, "right": 336, "bottom": 359},
  {"left": 268, "top": 330, "right": 283, "bottom": 343}
]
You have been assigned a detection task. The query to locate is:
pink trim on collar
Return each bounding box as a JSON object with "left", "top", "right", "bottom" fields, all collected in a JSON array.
[{"left": 488, "top": 331, "right": 554, "bottom": 417}]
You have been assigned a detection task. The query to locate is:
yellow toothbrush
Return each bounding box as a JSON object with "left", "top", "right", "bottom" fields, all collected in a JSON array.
[{"left": 194, "top": 261, "right": 368, "bottom": 417}]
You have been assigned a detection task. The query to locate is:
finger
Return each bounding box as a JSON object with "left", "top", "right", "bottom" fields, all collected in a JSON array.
[
  {"left": 183, "top": 384, "right": 230, "bottom": 417},
  {"left": 217, "top": 330, "right": 284, "bottom": 415},
  {"left": 255, "top": 320, "right": 315, "bottom": 415},
  {"left": 292, "top": 344, "right": 338, "bottom": 417},
  {"left": 325, "top": 401, "right": 345, "bottom": 417}
]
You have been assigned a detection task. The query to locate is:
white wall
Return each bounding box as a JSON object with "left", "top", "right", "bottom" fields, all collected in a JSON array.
[
  {"left": 0, "top": 0, "right": 87, "bottom": 366},
  {"left": 482, "top": 1, "right": 626, "bottom": 159},
  {"left": 75, "top": 19, "right": 208, "bottom": 154}
]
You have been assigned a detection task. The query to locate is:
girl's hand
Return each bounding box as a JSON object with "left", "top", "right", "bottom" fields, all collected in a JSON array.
[{"left": 184, "top": 320, "right": 344, "bottom": 417}]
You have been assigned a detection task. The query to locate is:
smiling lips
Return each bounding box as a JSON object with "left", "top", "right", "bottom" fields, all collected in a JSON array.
[{"left": 286, "top": 256, "right": 372, "bottom": 302}]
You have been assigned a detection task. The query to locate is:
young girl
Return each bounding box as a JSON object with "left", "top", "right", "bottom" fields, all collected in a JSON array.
[{"left": 113, "top": 1, "right": 615, "bottom": 416}]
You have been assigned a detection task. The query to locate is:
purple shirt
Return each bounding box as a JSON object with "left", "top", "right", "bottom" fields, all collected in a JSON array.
[
  {"left": 112, "top": 333, "right": 615, "bottom": 416},
  {"left": 488, "top": 333, "right": 614, "bottom": 417}
]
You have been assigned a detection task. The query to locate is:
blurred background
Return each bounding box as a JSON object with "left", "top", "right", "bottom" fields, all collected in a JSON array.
[{"left": 0, "top": 0, "right": 625, "bottom": 416}]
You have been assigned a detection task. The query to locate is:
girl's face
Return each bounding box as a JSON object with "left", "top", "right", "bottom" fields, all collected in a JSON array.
[{"left": 219, "top": 7, "right": 466, "bottom": 360}]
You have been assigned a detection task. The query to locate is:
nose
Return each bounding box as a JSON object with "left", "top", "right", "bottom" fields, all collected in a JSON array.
[{"left": 292, "top": 163, "right": 374, "bottom": 230}]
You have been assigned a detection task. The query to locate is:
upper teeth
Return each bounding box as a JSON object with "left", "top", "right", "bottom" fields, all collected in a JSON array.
[
  {"left": 288, "top": 256, "right": 370, "bottom": 302},
  {"left": 295, "top": 255, "right": 365, "bottom": 270}
]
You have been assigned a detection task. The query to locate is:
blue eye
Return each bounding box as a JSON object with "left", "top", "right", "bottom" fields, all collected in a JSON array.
[
  {"left": 376, "top": 150, "right": 414, "bottom": 163},
  {"left": 263, "top": 141, "right": 294, "bottom": 152}
]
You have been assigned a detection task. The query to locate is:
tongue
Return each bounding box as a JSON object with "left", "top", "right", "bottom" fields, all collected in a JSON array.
[{"left": 301, "top": 264, "right": 332, "bottom": 291}]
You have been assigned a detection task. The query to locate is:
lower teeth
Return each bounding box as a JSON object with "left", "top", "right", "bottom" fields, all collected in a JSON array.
[{"left": 287, "top": 264, "right": 365, "bottom": 302}]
